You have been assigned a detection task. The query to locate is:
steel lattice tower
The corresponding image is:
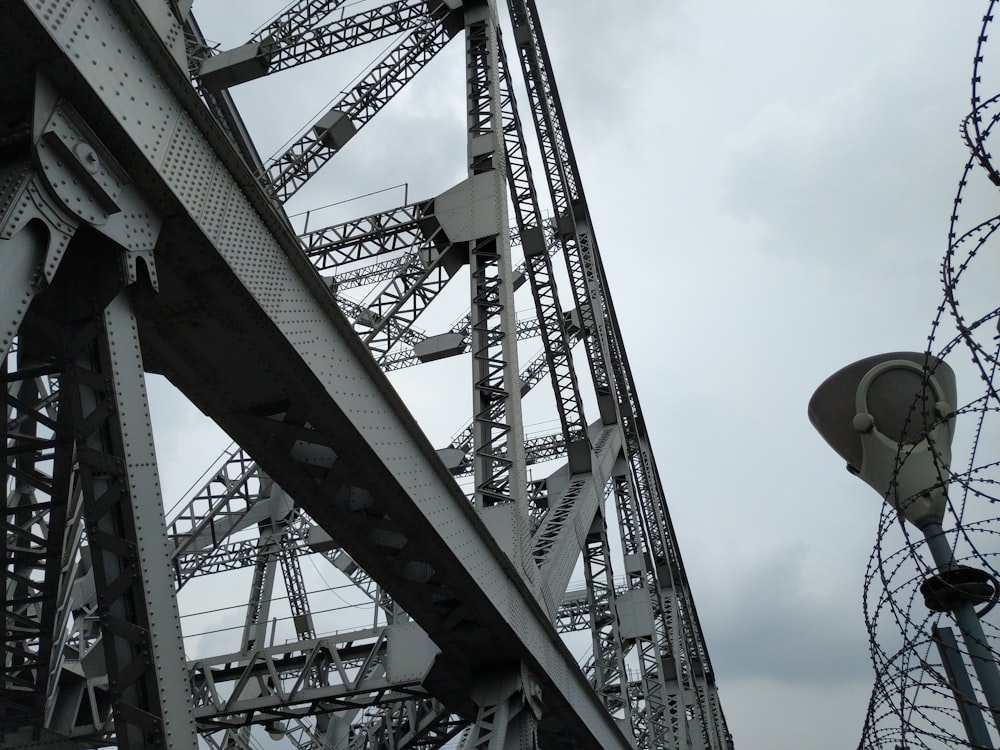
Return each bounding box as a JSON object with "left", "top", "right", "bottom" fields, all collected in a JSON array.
[{"left": 1, "top": 1, "right": 733, "bottom": 748}]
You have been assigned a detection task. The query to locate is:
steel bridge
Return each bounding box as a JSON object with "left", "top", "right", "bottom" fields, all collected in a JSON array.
[{"left": 1, "top": 1, "right": 733, "bottom": 748}]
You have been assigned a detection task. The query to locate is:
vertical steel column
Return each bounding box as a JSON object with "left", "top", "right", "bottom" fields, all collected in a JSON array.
[
  {"left": 463, "top": 6, "right": 537, "bottom": 745},
  {"left": 495, "top": 40, "right": 589, "bottom": 470},
  {"left": 580, "top": 496, "right": 633, "bottom": 730},
  {"left": 240, "top": 527, "right": 281, "bottom": 654},
  {"left": 505, "top": 2, "right": 732, "bottom": 746},
  {"left": 463, "top": 666, "right": 542, "bottom": 750},
  {"left": 504, "top": 1, "right": 619, "bottom": 422},
  {"left": 278, "top": 533, "right": 319, "bottom": 644},
  {"left": 64, "top": 289, "right": 197, "bottom": 750},
  {"left": 610, "top": 472, "right": 676, "bottom": 749},
  {"left": 464, "top": 0, "right": 527, "bottom": 516},
  {"left": 2, "top": 357, "right": 72, "bottom": 734},
  {"left": 220, "top": 525, "right": 279, "bottom": 750}
]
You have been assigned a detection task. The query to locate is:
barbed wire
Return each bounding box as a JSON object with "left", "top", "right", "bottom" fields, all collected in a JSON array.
[{"left": 859, "top": 3, "right": 1000, "bottom": 747}]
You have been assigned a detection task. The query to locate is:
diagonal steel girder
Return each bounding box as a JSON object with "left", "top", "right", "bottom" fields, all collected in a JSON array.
[
  {"left": 377, "top": 314, "right": 545, "bottom": 371},
  {"left": 198, "top": 0, "right": 438, "bottom": 89},
  {"left": 3, "top": 2, "right": 631, "bottom": 748},
  {"left": 265, "top": 8, "right": 461, "bottom": 202},
  {"left": 248, "top": 0, "right": 352, "bottom": 44}
]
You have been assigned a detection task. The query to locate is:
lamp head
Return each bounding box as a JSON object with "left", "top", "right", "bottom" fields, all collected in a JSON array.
[
  {"left": 264, "top": 720, "right": 286, "bottom": 740},
  {"left": 808, "top": 352, "right": 956, "bottom": 527}
]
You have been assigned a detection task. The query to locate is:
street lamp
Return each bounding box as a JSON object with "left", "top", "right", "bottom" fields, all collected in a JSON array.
[
  {"left": 264, "top": 720, "right": 286, "bottom": 741},
  {"left": 809, "top": 352, "right": 1000, "bottom": 745}
]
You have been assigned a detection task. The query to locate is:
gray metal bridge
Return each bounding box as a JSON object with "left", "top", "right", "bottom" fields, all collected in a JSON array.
[{"left": 1, "top": 2, "right": 732, "bottom": 748}]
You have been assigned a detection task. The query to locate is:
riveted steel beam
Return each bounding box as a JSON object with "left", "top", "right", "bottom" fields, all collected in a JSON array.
[{"left": 4, "top": 3, "right": 632, "bottom": 748}]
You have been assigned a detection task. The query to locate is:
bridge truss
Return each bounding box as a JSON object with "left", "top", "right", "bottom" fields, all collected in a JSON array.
[{"left": 1, "top": 1, "right": 733, "bottom": 749}]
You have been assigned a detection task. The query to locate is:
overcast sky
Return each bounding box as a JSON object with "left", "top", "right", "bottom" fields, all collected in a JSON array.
[{"left": 154, "top": 3, "right": 998, "bottom": 749}]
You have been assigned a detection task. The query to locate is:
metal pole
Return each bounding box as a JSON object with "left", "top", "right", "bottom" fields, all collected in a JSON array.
[
  {"left": 933, "top": 625, "right": 994, "bottom": 748},
  {"left": 922, "top": 521, "right": 1000, "bottom": 736}
]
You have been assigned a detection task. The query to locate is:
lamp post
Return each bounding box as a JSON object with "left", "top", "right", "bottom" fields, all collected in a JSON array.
[{"left": 809, "top": 352, "right": 1000, "bottom": 746}]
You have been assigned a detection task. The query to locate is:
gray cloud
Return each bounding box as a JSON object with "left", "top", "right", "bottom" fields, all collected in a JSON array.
[
  {"left": 703, "top": 542, "right": 872, "bottom": 685},
  {"left": 166, "top": 3, "right": 997, "bottom": 749}
]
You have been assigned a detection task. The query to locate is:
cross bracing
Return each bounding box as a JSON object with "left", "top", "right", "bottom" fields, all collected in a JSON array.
[{"left": 1, "top": 1, "right": 732, "bottom": 749}]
